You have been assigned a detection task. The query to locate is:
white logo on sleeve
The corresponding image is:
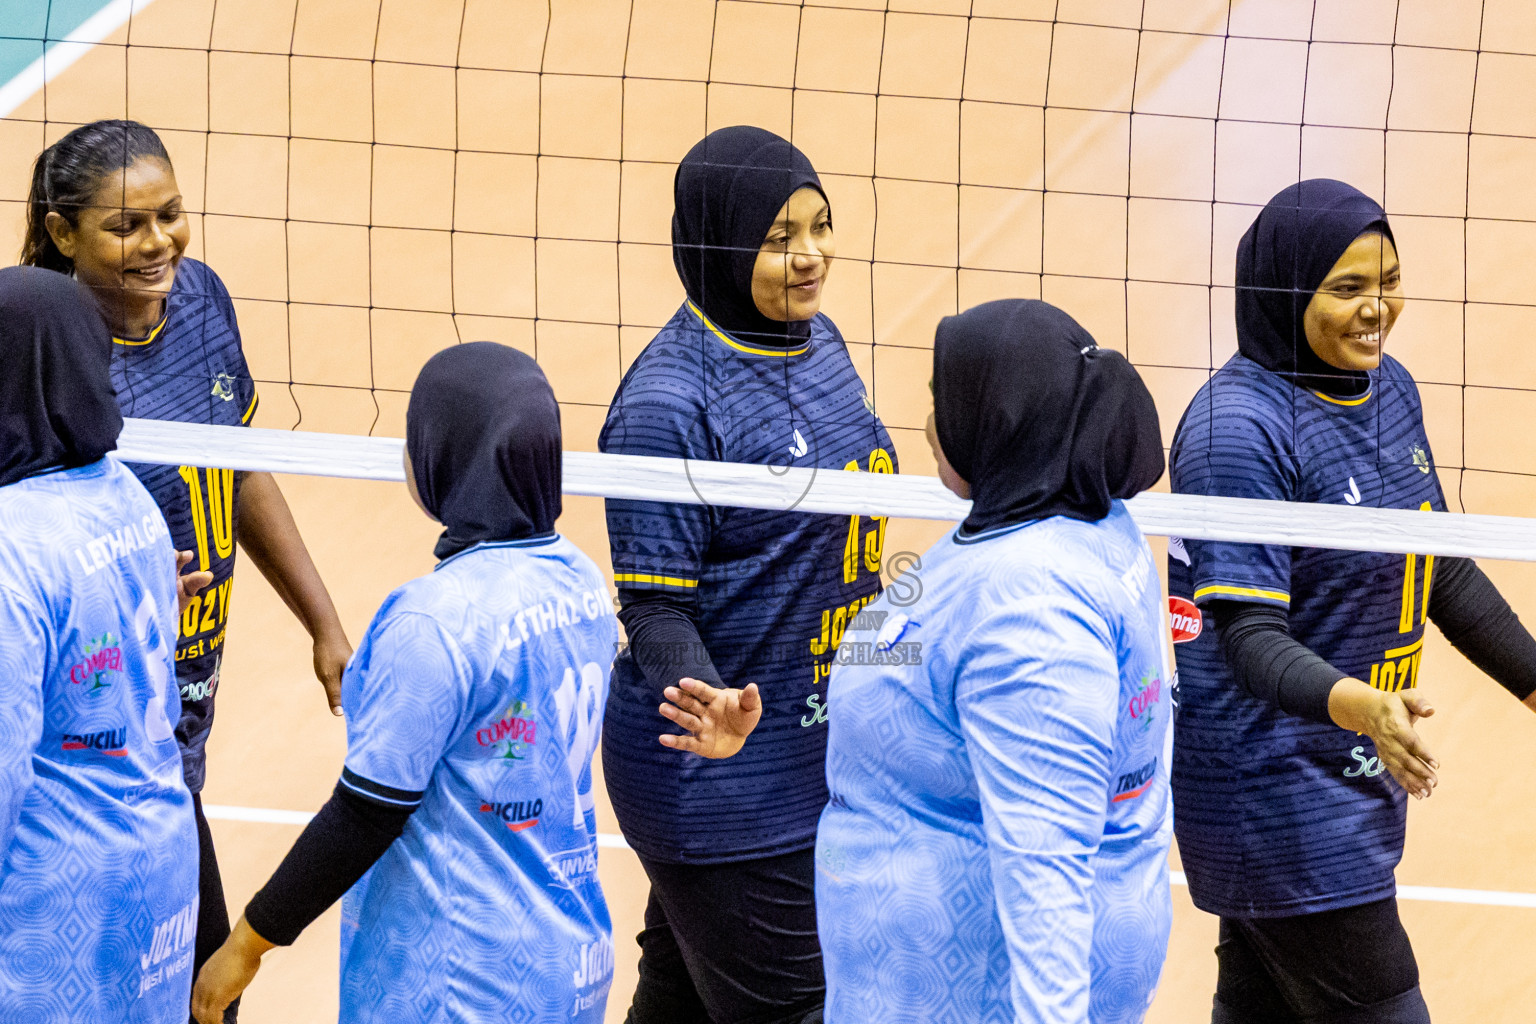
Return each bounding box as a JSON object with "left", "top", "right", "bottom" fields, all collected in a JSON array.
[
  {"left": 788, "top": 429, "right": 808, "bottom": 458},
  {"left": 1343, "top": 477, "right": 1362, "bottom": 505}
]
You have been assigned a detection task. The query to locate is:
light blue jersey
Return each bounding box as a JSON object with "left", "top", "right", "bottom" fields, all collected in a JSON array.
[
  {"left": 0, "top": 458, "right": 198, "bottom": 1023},
  {"left": 336, "top": 535, "right": 619, "bottom": 1024},
  {"left": 817, "top": 504, "right": 1173, "bottom": 1024}
]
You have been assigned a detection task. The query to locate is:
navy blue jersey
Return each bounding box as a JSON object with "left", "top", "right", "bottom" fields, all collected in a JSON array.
[
  {"left": 1168, "top": 353, "right": 1446, "bottom": 918},
  {"left": 599, "top": 301, "right": 894, "bottom": 864},
  {"left": 109, "top": 258, "right": 258, "bottom": 793}
]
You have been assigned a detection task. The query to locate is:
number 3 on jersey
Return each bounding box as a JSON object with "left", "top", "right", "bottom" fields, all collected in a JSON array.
[{"left": 177, "top": 466, "right": 235, "bottom": 572}]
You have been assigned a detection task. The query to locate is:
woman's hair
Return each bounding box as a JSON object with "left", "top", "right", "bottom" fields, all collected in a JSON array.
[{"left": 20, "top": 119, "right": 171, "bottom": 274}]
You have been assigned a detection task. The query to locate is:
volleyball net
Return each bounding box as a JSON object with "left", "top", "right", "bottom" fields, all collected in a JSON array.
[{"left": 9, "top": 0, "right": 1536, "bottom": 559}]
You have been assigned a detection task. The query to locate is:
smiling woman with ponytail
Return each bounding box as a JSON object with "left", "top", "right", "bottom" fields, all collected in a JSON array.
[{"left": 22, "top": 119, "right": 353, "bottom": 1023}]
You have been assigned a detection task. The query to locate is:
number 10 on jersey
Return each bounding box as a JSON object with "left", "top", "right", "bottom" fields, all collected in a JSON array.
[{"left": 177, "top": 466, "right": 235, "bottom": 571}]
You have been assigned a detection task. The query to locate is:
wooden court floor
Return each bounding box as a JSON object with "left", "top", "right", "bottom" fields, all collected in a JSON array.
[{"left": 6, "top": 0, "right": 1536, "bottom": 1020}]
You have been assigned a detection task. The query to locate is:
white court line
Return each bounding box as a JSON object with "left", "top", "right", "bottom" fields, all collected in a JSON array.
[
  {"left": 203, "top": 806, "right": 1536, "bottom": 908},
  {"left": 0, "top": 0, "right": 159, "bottom": 118}
]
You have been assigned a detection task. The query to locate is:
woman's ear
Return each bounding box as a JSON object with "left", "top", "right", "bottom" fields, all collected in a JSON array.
[{"left": 44, "top": 211, "right": 76, "bottom": 260}]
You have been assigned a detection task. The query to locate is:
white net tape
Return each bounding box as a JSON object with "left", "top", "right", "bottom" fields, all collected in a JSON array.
[{"left": 117, "top": 419, "right": 1536, "bottom": 563}]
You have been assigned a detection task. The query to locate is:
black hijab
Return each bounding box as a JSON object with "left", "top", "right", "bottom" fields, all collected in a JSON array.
[
  {"left": 0, "top": 266, "right": 121, "bottom": 488},
  {"left": 933, "top": 300, "right": 1164, "bottom": 534},
  {"left": 672, "top": 125, "right": 826, "bottom": 346},
  {"left": 1236, "top": 178, "right": 1394, "bottom": 397},
  {"left": 406, "top": 342, "right": 562, "bottom": 560}
]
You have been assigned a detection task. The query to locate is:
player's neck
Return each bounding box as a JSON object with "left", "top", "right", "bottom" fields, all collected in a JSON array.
[{"left": 103, "top": 295, "right": 167, "bottom": 341}]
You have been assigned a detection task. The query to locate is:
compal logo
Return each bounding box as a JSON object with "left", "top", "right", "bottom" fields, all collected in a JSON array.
[
  {"left": 476, "top": 700, "right": 536, "bottom": 762},
  {"left": 1127, "top": 672, "right": 1161, "bottom": 731},
  {"left": 1168, "top": 596, "right": 1202, "bottom": 644},
  {"left": 69, "top": 633, "right": 122, "bottom": 695},
  {"left": 479, "top": 798, "right": 542, "bottom": 832}
]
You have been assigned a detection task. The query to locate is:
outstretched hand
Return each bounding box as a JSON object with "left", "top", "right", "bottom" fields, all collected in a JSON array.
[
  {"left": 659, "top": 678, "right": 762, "bottom": 759},
  {"left": 1329, "top": 679, "right": 1439, "bottom": 799},
  {"left": 175, "top": 550, "right": 214, "bottom": 615}
]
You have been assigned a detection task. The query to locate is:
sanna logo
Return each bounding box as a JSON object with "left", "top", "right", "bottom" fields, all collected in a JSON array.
[
  {"left": 1168, "top": 596, "right": 1202, "bottom": 644},
  {"left": 476, "top": 700, "right": 537, "bottom": 762},
  {"left": 69, "top": 633, "right": 123, "bottom": 695},
  {"left": 478, "top": 798, "right": 542, "bottom": 832}
]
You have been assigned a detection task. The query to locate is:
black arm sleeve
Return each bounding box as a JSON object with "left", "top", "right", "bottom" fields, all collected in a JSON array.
[
  {"left": 1427, "top": 556, "right": 1536, "bottom": 701},
  {"left": 242, "top": 781, "right": 414, "bottom": 947},
  {"left": 616, "top": 586, "right": 725, "bottom": 694},
  {"left": 1208, "top": 599, "right": 1345, "bottom": 726}
]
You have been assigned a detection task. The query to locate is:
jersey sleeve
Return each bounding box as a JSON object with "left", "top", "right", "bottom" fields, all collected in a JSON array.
[
  {"left": 954, "top": 595, "right": 1119, "bottom": 1024},
  {"left": 599, "top": 395, "right": 716, "bottom": 593},
  {"left": 341, "top": 610, "right": 473, "bottom": 808},
  {"left": 0, "top": 586, "right": 47, "bottom": 851},
  {"left": 1170, "top": 390, "right": 1298, "bottom": 609}
]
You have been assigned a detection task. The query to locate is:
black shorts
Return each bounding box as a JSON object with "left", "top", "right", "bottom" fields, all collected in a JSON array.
[
  {"left": 1213, "top": 897, "right": 1430, "bottom": 1024},
  {"left": 624, "top": 848, "right": 824, "bottom": 1024}
]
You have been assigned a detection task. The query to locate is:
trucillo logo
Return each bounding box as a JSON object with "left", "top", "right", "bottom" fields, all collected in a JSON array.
[
  {"left": 61, "top": 726, "right": 128, "bottom": 756},
  {"left": 478, "top": 798, "right": 542, "bottom": 831}
]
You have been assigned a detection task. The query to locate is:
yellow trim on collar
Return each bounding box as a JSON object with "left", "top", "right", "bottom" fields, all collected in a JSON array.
[
  {"left": 685, "top": 300, "right": 809, "bottom": 357},
  {"left": 1311, "top": 388, "right": 1372, "bottom": 407},
  {"left": 112, "top": 315, "right": 168, "bottom": 347},
  {"left": 1193, "top": 584, "right": 1290, "bottom": 604}
]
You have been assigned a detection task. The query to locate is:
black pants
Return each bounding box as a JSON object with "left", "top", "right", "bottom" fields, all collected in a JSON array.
[
  {"left": 1213, "top": 897, "right": 1430, "bottom": 1024},
  {"left": 625, "top": 848, "right": 824, "bottom": 1024},
  {"left": 191, "top": 794, "right": 238, "bottom": 1024}
]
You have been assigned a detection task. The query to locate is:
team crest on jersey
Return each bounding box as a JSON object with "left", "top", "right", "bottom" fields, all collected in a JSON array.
[
  {"left": 1411, "top": 443, "right": 1430, "bottom": 474},
  {"left": 210, "top": 371, "right": 237, "bottom": 402},
  {"left": 69, "top": 633, "right": 123, "bottom": 696},
  {"left": 476, "top": 699, "right": 537, "bottom": 762}
]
